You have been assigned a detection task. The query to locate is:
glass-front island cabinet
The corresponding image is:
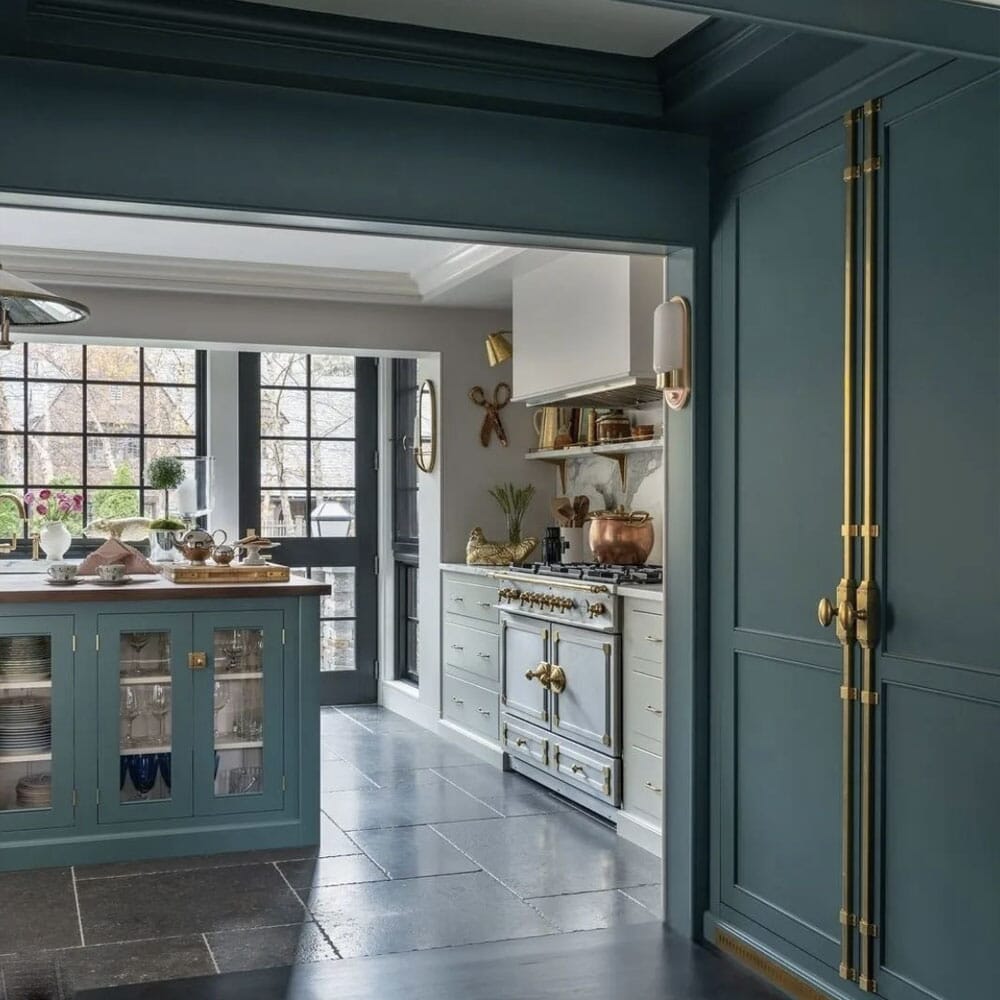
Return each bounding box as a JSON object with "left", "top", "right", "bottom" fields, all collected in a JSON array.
[{"left": 0, "top": 575, "right": 328, "bottom": 872}]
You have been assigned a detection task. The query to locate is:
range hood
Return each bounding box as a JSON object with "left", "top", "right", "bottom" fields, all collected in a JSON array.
[{"left": 511, "top": 252, "right": 665, "bottom": 410}]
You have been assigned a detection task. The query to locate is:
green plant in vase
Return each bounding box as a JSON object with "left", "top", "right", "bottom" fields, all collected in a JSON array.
[
  {"left": 146, "top": 456, "right": 187, "bottom": 532},
  {"left": 488, "top": 482, "right": 536, "bottom": 545}
]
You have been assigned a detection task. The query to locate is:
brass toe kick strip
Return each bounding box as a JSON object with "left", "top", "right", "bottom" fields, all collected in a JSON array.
[{"left": 715, "top": 930, "right": 836, "bottom": 1000}]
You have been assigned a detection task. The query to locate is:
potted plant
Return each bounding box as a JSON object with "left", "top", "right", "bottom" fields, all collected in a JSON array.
[
  {"left": 25, "top": 488, "right": 83, "bottom": 561},
  {"left": 488, "top": 482, "right": 536, "bottom": 546},
  {"left": 146, "top": 457, "right": 187, "bottom": 560}
]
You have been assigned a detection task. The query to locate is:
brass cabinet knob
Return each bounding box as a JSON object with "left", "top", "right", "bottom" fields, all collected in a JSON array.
[
  {"left": 818, "top": 597, "right": 857, "bottom": 631},
  {"left": 548, "top": 665, "right": 567, "bottom": 694},
  {"left": 525, "top": 663, "right": 551, "bottom": 688},
  {"left": 587, "top": 602, "right": 606, "bottom": 619}
]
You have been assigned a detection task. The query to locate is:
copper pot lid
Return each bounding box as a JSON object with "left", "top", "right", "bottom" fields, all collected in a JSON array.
[{"left": 587, "top": 506, "right": 651, "bottom": 524}]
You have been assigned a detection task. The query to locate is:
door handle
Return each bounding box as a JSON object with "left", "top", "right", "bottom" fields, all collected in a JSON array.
[
  {"left": 818, "top": 596, "right": 864, "bottom": 632},
  {"left": 525, "top": 663, "right": 551, "bottom": 688},
  {"left": 547, "top": 665, "right": 567, "bottom": 695}
]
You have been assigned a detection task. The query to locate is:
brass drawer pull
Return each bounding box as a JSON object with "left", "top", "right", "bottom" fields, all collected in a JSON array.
[
  {"left": 514, "top": 738, "right": 528, "bottom": 748},
  {"left": 476, "top": 652, "right": 491, "bottom": 659},
  {"left": 645, "top": 635, "right": 664, "bottom": 644},
  {"left": 452, "top": 596, "right": 464, "bottom": 602},
  {"left": 450, "top": 644, "right": 464, "bottom": 650},
  {"left": 570, "top": 764, "right": 587, "bottom": 775},
  {"left": 477, "top": 601, "right": 492, "bottom": 608},
  {"left": 645, "top": 781, "right": 662, "bottom": 794},
  {"left": 451, "top": 697, "right": 464, "bottom": 705},
  {"left": 476, "top": 708, "right": 491, "bottom": 717},
  {"left": 645, "top": 705, "right": 663, "bottom": 716}
]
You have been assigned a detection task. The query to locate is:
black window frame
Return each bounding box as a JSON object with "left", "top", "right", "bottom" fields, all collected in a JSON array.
[{"left": 391, "top": 358, "right": 419, "bottom": 685}]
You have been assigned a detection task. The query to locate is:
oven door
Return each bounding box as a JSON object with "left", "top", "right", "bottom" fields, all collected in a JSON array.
[
  {"left": 500, "top": 613, "right": 550, "bottom": 728},
  {"left": 551, "top": 624, "right": 620, "bottom": 754}
]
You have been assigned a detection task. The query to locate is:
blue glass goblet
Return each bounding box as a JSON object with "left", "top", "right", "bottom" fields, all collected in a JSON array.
[
  {"left": 157, "top": 753, "right": 172, "bottom": 791},
  {"left": 128, "top": 754, "right": 159, "bottom": 800},
  {"left": 120, "top": 755, "right": 129, "bottom": 791}
]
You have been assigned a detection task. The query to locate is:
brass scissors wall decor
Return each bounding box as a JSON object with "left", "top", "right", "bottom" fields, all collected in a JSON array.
[{"left": 468, "top": 382, "right": 512, "bottom": 447}]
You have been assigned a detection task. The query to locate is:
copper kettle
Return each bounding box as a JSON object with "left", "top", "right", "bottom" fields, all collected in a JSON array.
[{"left": 587, "top": 507, "right": 654, "bottom": 565}]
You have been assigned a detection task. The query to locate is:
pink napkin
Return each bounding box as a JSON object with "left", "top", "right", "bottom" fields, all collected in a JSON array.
[{"left": 78, "top": 539, "right": 158, "bottom": 576}]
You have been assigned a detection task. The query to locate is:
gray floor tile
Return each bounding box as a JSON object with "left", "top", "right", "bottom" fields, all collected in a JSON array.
[
  {"left": 328, "top": 733, "right": 481, "bottom": 771},
  {"left": 432, "top": 813, "right": 661, "bottom": 897},
  {"left": 320, "top": 760, "right": 379, "bottom": 792},
  {"left": 433, "top": 766, "right": 570, "bottom": 817},
  {"left": 527, "top": 890, "right": 659, "bottom": 933},
  {"left": 308, "top": 872, "right": 555, "bottom": 959},
  {"left": 278, "top": 855, "right": 387, "bottom": 889},
  {"left": 319, "top": 814, "right": 362, "bottom": 857},
  {"left": 76, "top": 863, "right": 306, "bottom": 944},
  {"left": 2, "top": 935, "right": 214, "bottom": 999},
  {"left": 206, "top": 922, "right": 339, "bottom": 973},
  {"left": 75, "top": 847, "right": 316, "bottom": 880},
  {"left": 0, "top": 868, "right": 81, "bottom": 954},
  {"left": 348, "top": 825, "right": 481, "bottom": 879},
  {"left": 322, "top": 783, "right": 500, "bottom": 831},
  {"left": 619, "top": 883, "right": 663, "bottom": 917},
  {"left": 358, "top": 768, "right": 452, "bottom": 789}
]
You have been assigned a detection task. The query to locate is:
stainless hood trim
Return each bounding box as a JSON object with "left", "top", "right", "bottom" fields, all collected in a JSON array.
[{"left": 514, "top": 374, "right": 662, "bottom": 409}]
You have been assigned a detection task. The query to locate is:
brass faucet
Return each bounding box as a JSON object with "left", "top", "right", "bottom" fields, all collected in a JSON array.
[{"left": 0, "top": 493, "right": 40, "bottom": 560}]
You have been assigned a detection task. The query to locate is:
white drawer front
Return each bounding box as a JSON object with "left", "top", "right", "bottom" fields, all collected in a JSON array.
[
  {"left": 624, "top": 667, "right": 663, "bottom": 748},
  {"left": 443, "top": 620, "right": 499, "bottom": 684},
  {"left": 502, "top": 715, "right": 549, "bottom": 769},
  {"left": 623, "top": 743, "right": 663, "bottom": 825},
  {"left": 624, "top": 602, "right": 664, "bottom": 672},
  {"left": 552, "top": 740, "right": 620, "bottom": 807},
  {"left": 443, "top": 674, "right": 499, "bottom": 743},
  {"left": 443, "top": 577, "right": 499, "bottom": 627}
]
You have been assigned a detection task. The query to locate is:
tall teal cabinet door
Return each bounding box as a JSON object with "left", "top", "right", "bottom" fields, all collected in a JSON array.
[
  {"left": 710, "top": 118, "right": 847, "bottom": 971},
  {"left": 192, "top": 610, "right": 285, "bottom": 815},
  {"left": 0, "top": 616, "right": 75, "bottom": 834},
  {"left": 871, "top": 66, "right": 1000, "bottom": 1000},
  {"left": 98, "top": 613, "right": 194, "bottom": 823}
]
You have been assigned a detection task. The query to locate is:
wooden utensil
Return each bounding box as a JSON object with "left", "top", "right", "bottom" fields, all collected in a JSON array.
[
  {"left": 572, "top": 495, "right": 590, "bottom": 526},
  {"left": 551, "top": 497, "right": 574, "bottom": 527}
]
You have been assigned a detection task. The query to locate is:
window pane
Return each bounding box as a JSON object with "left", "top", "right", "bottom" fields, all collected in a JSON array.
[
  {"left": 261, "top": 440, "right": 306, "bottom": 488},
  {"left": 261, "top": 352, "right": 307, "bottom": 387},
  {"left": 145, "top": 386, "right": 197, "bottom": 436},
  {"left": 310, "top": 492, "right": 355, "bottom": 538},
  {"left": 311, "top": 390, "right": 355, "bottom": 438},
  {"left": 321, "top": 619, "right": 356, "bottom": 671},
  {"left": 29, "top": 383, "right": 81, "bottom": 432},
  {"left": 0, "top": 435, "right": 24, "bottom": 484},
  {"left": 88, "top": 345, "right": 140, "bottom": 382},
  {"left": 88, "top": 486, "right": 141, "bottom": 522},
  {"left": 86, "top": 437, "right": 141, "bottom": 486},
  {"left": 259, "top": 490, "right": 307, "bottom": 537},
  {"left": 27, "top": 343, "right": 83, "bottom": 380},
  {"left": 87, "top": 384, "right": 140, "bottom": 434},
  {"left": 28, "top": 437, "right": 83, "bottom": 485},
  {"left": 0, "top": 382, "right": 24, "bottom": 431},
  {"left": 311, "top": 439, "right": 354, "bottom": 488},
  {"left": 144, "top": 348, "right": 197, "bottom": 384},
  {"left": 311, "top": 355, "right": 355, "bottom": 388},
  {"left": 0, "top": 343, "right": 24, "bottom": 377},
  {"left": 260, "top": 388, "right": 306, "bottom": 437}
]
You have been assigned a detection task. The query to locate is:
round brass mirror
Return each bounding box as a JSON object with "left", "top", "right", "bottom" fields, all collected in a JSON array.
[{"left": 414, "top": 379, "right": 437, "bottom": 473}]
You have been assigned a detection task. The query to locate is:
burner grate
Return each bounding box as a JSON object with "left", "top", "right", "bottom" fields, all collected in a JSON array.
[{"left": 520, "top": 562, "right": 663, "bottom": 586}]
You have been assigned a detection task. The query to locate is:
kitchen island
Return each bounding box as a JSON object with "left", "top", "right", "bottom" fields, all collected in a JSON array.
[{"left": 0, "top": 573, "right": 329, "bottom": 872}]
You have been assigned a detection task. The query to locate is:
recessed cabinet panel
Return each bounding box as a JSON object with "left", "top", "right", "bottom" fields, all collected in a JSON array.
[
  {"left": 443, "top": 621, "right": 499, "bottom": 684},
  {"left": 443, "top": 674, "right": 498, "bottom": 742},
  {"left": 0, "top": 617, "right": 75, "bottom": 834},
  {"left": 443, "top": 579, "right": 499, "bottom": 627},
  {"left": 551, "top": 627, "right": 618, "bottom": 755},
  {"left": 500, "top": 616, "right": 549, "bottom": 726}
]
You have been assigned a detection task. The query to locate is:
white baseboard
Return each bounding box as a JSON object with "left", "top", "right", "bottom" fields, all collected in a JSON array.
[{"left": 617, "top": 809, "right": 662, "bottom": 858}]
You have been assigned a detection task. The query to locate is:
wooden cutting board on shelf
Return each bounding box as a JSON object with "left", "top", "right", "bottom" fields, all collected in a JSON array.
[{"left": 159, "top": 562, "right": 291, "bottom": 584}]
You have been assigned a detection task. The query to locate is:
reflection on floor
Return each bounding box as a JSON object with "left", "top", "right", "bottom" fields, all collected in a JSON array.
[{"left": 0, "top": 706, "right": 662, "bottom": 999}]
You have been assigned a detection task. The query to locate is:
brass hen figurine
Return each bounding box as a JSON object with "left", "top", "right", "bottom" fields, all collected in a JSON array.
[{"left": 466, "top": 527, "right": 538, "bottom": 566}]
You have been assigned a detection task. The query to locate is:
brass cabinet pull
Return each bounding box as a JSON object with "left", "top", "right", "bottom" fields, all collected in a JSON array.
[
  {"left": 645, "top": 635, "right": 663, "bottom": 644},
  {"left": 547, "top": 665, "right": 567, "bottom": 694},
  {"left": 450, "top": 644, "right": 464, "bottom": 650},
  {"left": 514, "top": 738, "right": 527, "bottom": 748},
  {"left": 476, "top": 652, "right": 491, "bottom": 659},
  {"left": 645, "top": 781, "right": 662, "bottom": 794},
  {"left": 188, "top": 651, "right": 207, "bottom": 670},
  {"left": 645, "top": 705, "right": 663, "bottom": 716},
  {"left": 525, "top": 662, "right": 551, "bottom": 688},
  {"left": 476, "top": 707, "right": 491, "bottom": 717},
  {"left": 570, "top": 764, "right": 587, "bottom": 775},
  {"left": 451, "top": 696, "right": 464, "bottom": 705},
  {"left": 451, "top": 596, "right": 464, "bottom": 602},
  {"left": 817, "top": 596, "right": 861, "bottom": 632},
  {"left": 476, "top": 601, "right": 492, "bottom": 608}
]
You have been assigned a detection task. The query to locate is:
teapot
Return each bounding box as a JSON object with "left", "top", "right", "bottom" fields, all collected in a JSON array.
[{"left": 173, "top": 527, "right": 227, "bottom": 563}]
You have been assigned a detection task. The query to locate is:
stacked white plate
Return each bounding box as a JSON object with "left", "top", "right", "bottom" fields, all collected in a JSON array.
[
  {"left": 16, "top": 772, "right": 52, "bottom": 808},
  {"left": 0, "top": 696, "right": 52, "bottom": 756},
  {"left": 0, "top": 636, "right": 51, "bottom": 683}
]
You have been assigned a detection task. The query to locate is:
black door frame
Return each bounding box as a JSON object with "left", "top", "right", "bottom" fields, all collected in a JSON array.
[{"left": 237, "top": 352, "right": 379, "bottom": 705}]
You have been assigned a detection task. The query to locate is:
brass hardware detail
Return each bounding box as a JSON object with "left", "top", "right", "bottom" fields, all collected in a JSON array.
[
  {"left": 862, "top": 156, "right": 881, "bottom": 173},
  {"left": 843, "top": 165, "right": 860, "bottom": 182},
  {"left": 188, "top": 651, "right": 207, "bottom": 670},
  {"left": 0, "top": 492, "right": 26, "bottom": 555},
  {"left": 548, "top": 665, "right": 567, "bottom": 695},
  {"left": 645, "top": 781, "right": 662, "bottom": 794},
  {"left": 859, "top": 977, "right": 878, "bottom": 993},
  {"left": 863, "top": 97, "right": 881, "bottom": 115},
  {"left": 841, "top": 524, "right": 860, "bottom": 537},
  {"left": 491, "top": 572, "right": 609, "bottom": 595},
  {"left": 840, "top": 909, "right": 857, "bottom": 927},
  {"left": 840, "top": 686, "right": 857, "bottom": 701},
  {"left": 602, "top": 768, "right": 611, "bottom": 796},
  {"left": 95, "top": 635, "right": 100, "bottom": 652},
  {"left": 859, "top": 691, "right": 879, "bottom": 706},
  {"left": 541, "top": 710, "right": 548, "bottom": 722},
  {"left": 645, "top": 635, "right": 664, "bottom": 644},
  {"left": 525, "top": 662, "right": 552, "bottom": 688},
  {"left": 602, "top": 734, "right": 611, "bottom": 747},
  {"left": 860, "top": 524, "right": 880, "bottom": 538},
  {"left": 840, "top": 963, "right": 856, "bottom": 982},
  {"left": 859, "top": 919, "right": 879, "bottom": 938},
  {"left": 587, "top": 602, "right": 607, "bottom": 619},
  {"left": 645, "top": 705, "right": 663, "bottom": 716},
  {"left": 554, "top": 713, "right": 559, "bottom": 725},
  {"left": 570, "top": 763, "right": 586, "bottom": 775},
  {"left": 515, "top": 738, "right": 527, "bottom": 748},
  {"left": 716, "top": 929, "right": 832, "bottom": 1000}
]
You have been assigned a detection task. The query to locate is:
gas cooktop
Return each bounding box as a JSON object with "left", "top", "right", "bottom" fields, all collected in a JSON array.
[{"left": 519, "top": 562, "right": 663, "bottom": 586}]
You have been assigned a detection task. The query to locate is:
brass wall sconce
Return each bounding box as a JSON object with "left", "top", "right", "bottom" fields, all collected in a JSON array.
[
  {"left": 485, "top": 331, "right": 513, "bottom": 367},
  {"left": 653, "top": 295, "right": 691, "bottom": 410}
]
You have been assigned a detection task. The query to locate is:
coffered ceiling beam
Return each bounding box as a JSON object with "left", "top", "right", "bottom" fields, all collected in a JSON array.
[{"left": 625, "top": 0, "right": 1000, "bottom": 63}]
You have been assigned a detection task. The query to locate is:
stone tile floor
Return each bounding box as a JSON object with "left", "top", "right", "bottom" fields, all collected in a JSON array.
[{"left": 0, "top": 706, "right": 661, "bottom": 999}]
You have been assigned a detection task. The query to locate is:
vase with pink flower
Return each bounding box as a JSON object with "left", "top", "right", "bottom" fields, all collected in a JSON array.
[{"left": 25, "top": 489, "right": 83, "bottom": 561}]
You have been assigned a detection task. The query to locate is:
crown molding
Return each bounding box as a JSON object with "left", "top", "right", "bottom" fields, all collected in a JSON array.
[
  {"left": 0, "top": 247, "right": 425, "bottom": 304},
  {"left": 18, "top": 0, "right": 665, "bottom": 124},
  {"left": 414, "top": 245, "right": 527, "bottom": 302}
]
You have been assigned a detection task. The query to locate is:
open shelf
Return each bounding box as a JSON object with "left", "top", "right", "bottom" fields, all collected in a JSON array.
[
  {"left": 525, "top": 438, "right": 663, "bottom": 491},
  {"left": 120, "top": 675, "right": 172, "bottom": 685},
  {"left": 0, "top": 752, "right": 53, "bottom": 764},
  {"left": 215, "top": 740, "right": 264, "bottom": 751},
  {"left": 0, "top": 679, "right": 51, "bottom": 690},
  {"left": 214, "top": 671, "right": 264, "bottom": 681},
  {"left": 120, "top": 744, "right": 171, "bottom": 756}
]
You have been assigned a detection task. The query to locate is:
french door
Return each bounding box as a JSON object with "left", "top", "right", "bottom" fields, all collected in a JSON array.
[
  {"left": 238, "top": 352, "right": 379, "bottom": 704},
  {"left": 710, "top": 64, "right": 999, "bottom": 1000}
]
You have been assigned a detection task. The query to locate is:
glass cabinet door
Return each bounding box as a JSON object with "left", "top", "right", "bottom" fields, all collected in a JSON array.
[
  {"left": 0, "top": 616, "right": 75, "bottom": 833},
  {"left": 193, "top": 610, "right": 285, "bottom": 815},
  {"left": 98, "top": 613, "right": 193, "bottom": 823}
]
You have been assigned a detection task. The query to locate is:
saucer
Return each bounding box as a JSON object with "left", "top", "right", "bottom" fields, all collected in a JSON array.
[
  {"left": 45, "top": 577, "right": 80, "bottom": 587},
  {"left": 93, "top": 576, "right": 133, "bottom": 586}
]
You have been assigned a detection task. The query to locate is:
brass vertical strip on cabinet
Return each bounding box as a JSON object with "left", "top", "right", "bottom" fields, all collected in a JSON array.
[
  {"left": 837, "top": 105, "right": 861, "bottom": 984},
  {"left": 857, "top": 96, "right": 882, "bottom": 995}
]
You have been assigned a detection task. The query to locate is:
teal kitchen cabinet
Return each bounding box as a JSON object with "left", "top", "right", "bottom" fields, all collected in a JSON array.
[{"left": 0, "top": 577, "right": 327, "bottom": 872}]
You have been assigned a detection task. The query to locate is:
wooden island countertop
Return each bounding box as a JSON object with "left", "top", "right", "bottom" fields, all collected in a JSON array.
[{"left": 0, "top": 573, "right": 331, "bottom": 603}]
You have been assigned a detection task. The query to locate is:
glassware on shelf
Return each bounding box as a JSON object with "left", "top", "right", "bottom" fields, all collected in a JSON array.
[
  {"left": 126, "top": 633, "right": 151, "bottom": 677},
  {"left": 213, "top": 681, "right": 229, "bottom": 738},
  {"left": 121, "top": 687, "right": 140, "bottom": 748},
  {"left": 150, "top": 684, "right": 171, "bottom": 745},
  {"left": 222, "top": 629, "right": 246, "bottom": 673},
  {"left": 226, "top": 766, "right": 263, "bottom": 795},
  {"left": 157, "top": 753, "right": 171, "bottom": 790},
  {"left": 120, "top": 755, "right": 129, "bottom": 791},
  {"left": 127, "top": 754, "right": 158, "bottom": 799}
]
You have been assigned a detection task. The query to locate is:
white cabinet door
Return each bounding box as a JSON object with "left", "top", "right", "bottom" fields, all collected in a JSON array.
[
  {"left": 500, "top": 615, "right": 550, "bottom": 727},
  {"left": 551, "top": 625, "right": 619, "bottom": 754}
]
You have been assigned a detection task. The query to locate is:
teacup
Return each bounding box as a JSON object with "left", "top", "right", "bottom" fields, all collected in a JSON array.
[
  {"left": 97, "top": 564, "right": 127, "bottom": 583},
  {"left": 47, "top": 562, "right": 78, "bottom": 582}
]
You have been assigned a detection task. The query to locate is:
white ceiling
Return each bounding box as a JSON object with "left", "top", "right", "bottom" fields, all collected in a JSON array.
[
  {"left": 246, "top": 0, "right": 706, "bottom": 57},
  {"left": 0, "top": 207, "right": 562, "bottom": 309}
]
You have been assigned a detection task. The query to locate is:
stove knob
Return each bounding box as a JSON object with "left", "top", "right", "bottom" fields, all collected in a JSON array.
[{"left": 587, "top": 602, "right": 607, "bottom": 619}]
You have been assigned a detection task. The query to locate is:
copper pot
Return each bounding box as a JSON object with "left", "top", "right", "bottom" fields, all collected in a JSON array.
[
  {"left": 587, "top": 507, "right": 654, "bottom": 565},
  {"left": 595, "top": 410, "right": 631, "bottom": 443}
]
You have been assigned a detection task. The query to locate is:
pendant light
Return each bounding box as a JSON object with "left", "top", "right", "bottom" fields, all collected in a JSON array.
[
  {"left": 485, "top": 330, "right": 513, "bottom": 367},
  {"left": 0, "top": 262, "right": 89, "bottom": 349}
]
